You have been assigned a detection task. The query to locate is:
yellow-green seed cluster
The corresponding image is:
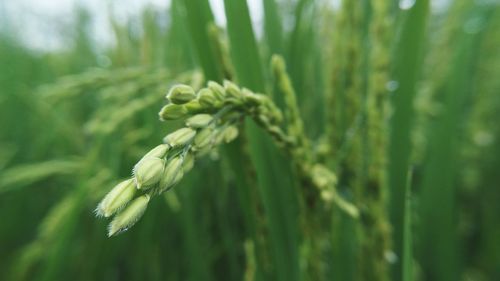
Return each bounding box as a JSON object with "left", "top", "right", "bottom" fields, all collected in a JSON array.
[
  {"left": 95, "top": 72, "right": 363, "bottom": 236},
  {"left": 96, "top": 80, "right": 287, "bottom": 236},
  {"left": 96, "top": 77, "right": 361, "bottom": 237}
]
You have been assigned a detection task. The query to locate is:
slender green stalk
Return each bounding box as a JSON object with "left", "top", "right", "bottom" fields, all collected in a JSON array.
[
  {"left": 359, "top": 0, "right": 393, "bottom": 280},
  {"left": 402, "top": 168, "right": 413, "bottom": 281},
  {"left": 388, "top": 1, "right": 429, "bottom": 280},
  {"left": 328, "top": 1, "right": 366, "bottom": 280}
]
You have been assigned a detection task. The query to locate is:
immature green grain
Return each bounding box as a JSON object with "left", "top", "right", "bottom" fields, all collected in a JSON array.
[
  {"left": 159, "top": 103, "right": 189, "bottom": 120},
  {"left": 163, "top": 127, "right": 197, "bottom": 147},
  {"left": 141, "top": 144, "right": 170, "bottom": 160},
  {"left": 198, "top": 88, "right": 220, "bottom": 108},
  {"left": 108, "top": 195, "right": 150, "bottom": 237},
  {"left": 96, "top": 178, "right": 136, "bottom": 217},
  {"left": 193, "top": 126, "right": 215, "bottom": 150},
  {"left": 183, "top": 99, "right": 204, "bottom": 113},
  {"left": 221, "top": 125, "right": 238, "bottom": 143},
  {"left": 159, "top": 156, "right": 184, "bottom": 193},
  {"left": 185, "top": 114, "right": 213, "bottom": 128},
  {"left": 167, "top": 84, "right": 197, "bottom": 104},
  {"left": 96, "top": 80, "right": 359, "bottom": 236},
  {"left": 182, "top": 152, "right": 195, "bottom": 173},
  {"left": 134, "top": 157, "right": 164, "bottom": 189}
]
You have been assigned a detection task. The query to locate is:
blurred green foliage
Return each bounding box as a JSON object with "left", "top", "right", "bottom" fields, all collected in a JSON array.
[{"left": 0, "top": 1, "right": 499, "bottom": 281}]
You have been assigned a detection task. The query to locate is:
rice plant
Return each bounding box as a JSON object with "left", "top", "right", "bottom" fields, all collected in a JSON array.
[{"left": 1, "top": 1, "right": 499, "bottom": 281}]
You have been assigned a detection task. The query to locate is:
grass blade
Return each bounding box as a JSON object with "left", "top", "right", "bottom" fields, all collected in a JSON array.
[
  {"left": 180, "top": 0, "right": 223, "bottom": 81},
  {"left": 387, "top": 0, "right": 429, "bottom": 279},
  {"left": 402, "top": 168, "right": 413, "bottom": 281},
  {"left": 223, "top": 0, "right": 264, "bottom": 91},
  {"left": 417, "top": 4, "right": 495, "bottom": 281},
  {"left": 262, "top": 0, "right": 284, "bottom": 56},
  {"left": 223, "top": 1, "right": 300, "bottom": 281}
]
